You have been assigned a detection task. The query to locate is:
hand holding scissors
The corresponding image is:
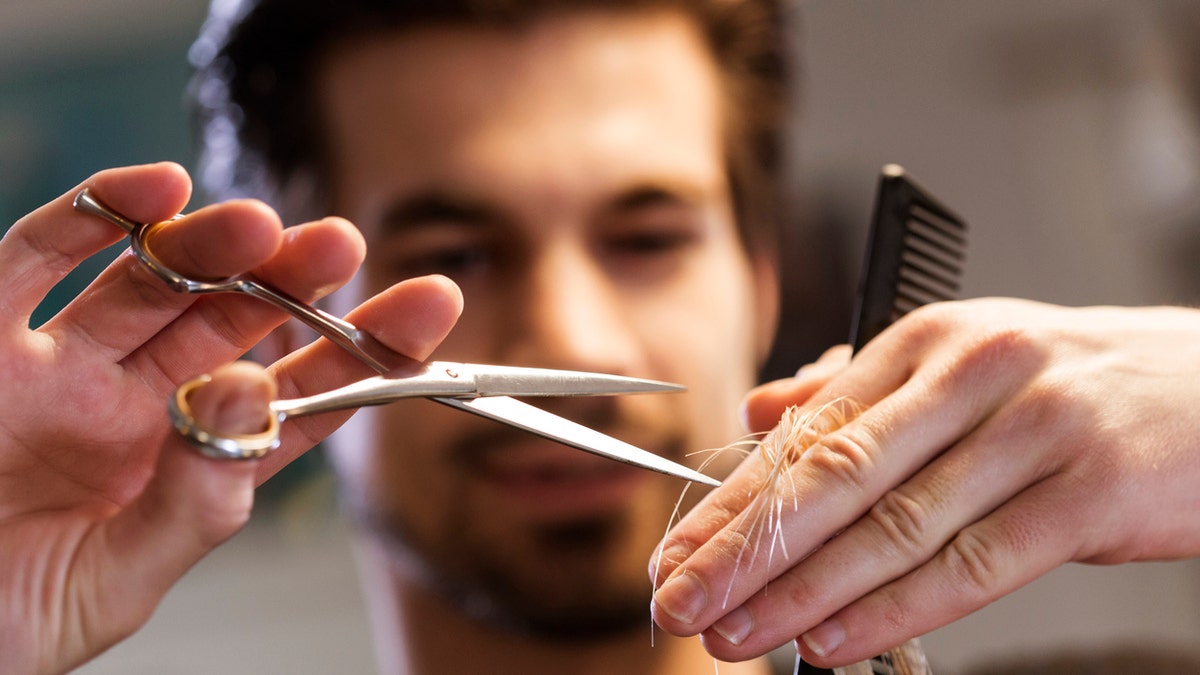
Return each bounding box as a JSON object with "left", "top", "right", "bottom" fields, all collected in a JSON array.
[{"left": 0, "top": 164, "right": 380, "bottom": 672}]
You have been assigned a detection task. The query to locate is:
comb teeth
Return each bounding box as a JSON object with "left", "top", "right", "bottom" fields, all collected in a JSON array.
[
  {"left": 850, "top": 164, "right": 968, "bottom": 353},
  {"left": 893, "top": 201, "right": 967, "bottom": 318}
]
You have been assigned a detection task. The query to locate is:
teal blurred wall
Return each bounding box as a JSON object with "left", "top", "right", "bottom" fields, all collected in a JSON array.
[
  {"left": 0, "top": 9, "right": 325, "bottom": 497},
  {"left": 0, "top": 19, "right": 199, "bottom": 326}
]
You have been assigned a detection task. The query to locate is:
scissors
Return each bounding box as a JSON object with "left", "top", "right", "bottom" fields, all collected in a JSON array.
[{"left": 74, "top": 188, "right": 720, "bottom": 487}]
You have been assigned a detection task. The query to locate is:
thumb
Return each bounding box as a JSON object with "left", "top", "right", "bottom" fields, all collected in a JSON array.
[
  {"left": 87, "top": 362, "right": 274, "bottom": 645},
  {"left": 740, "top": 344, "right": 852, "bottom": 432}
]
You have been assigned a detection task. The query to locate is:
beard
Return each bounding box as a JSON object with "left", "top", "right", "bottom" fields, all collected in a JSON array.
[
  {"left": 337, "top": 403, "right": 692, "bottom": 643},
  {"left": 343, "top": 492, "right": 656, "bottom": 641}
]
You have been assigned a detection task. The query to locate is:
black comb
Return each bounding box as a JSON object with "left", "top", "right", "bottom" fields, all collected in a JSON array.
[
  {"left": 848, "top": 164, "right": 968, "bottom": 353},
  {"left": 796, "top": 166, "right": 968, "bottom": 675}
]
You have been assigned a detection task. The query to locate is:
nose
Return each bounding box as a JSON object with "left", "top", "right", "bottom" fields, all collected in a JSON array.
[{"left": 500, "top": 239, "right": 641, "bottom": 378}]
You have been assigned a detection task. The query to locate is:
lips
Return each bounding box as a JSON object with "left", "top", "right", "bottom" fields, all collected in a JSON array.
[{"left": 463, "top": 437, "right": 651, "bottom": 518}]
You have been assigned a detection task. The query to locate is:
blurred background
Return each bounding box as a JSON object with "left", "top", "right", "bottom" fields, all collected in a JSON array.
[{"left": 3, "top": 0, "right": 1199, "bottom": 672}]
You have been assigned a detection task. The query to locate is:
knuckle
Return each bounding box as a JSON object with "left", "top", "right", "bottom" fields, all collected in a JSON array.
[
  {"left": 1006, "top": 379, "right": 1075, "bottom": 434},
  {"left": 780, "top": 568, "right": 825, "bottom": 611},
  {"left": 806, "top": 426, "right": 879, "bottom": 494},
  {"left": 196, "top": 296, "right": 262, "bottom": 353},
  {"left": 941, "top": 530, "right": 1002, "bottom": 603},
  {"left": 712, "top": 526, "right": 755, "bottom": 568},
  {"left": 897, "top": 300, "right": 1047, "bottom": 372},
  {"left": 960, "top": 327, "right": 1042, "bottom": 380},
  {"left": 710, "top": 494, "right": 763, "bottom": 533},
  {"left": 985, "top": 376, "right": 1091, "bottom": 459},
  {"left": 124, "top": 252, "right": 180, "bottom": 307},
  {"left": 876, "top": 584, "right": 914, "bottom": 635},
  {"left": 19, "top": 225, "right": 75, "bottom": 275},
  {"left": 928, "top": 326, "right": 1042, "bottom": 396},
  {"left": 867, "top": 488, "right": 934, "bottom": 557},
  {"left": 888, "top": 301, "right": 983, "bottom": 356},
  {"left": 892, "top": 302, "right": 958, "bottom": 344}
]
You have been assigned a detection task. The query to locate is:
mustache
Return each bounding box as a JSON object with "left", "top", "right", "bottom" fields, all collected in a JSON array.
[{"left": 444, "top": 395, "right": 626, "bottom": 466}]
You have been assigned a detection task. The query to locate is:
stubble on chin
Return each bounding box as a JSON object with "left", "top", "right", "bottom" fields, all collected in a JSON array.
[
  {"left": 337, "top": 396, "right": 699, "bottom": 641},
  {"left": 342, "top": 488, "right": 661, "bottom": 641}
]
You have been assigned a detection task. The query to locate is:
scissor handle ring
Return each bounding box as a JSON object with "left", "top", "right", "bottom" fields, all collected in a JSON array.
[
  {"left": 131, "top": 220, "right": 247, "bottom": 295},
  {"left": 168, "top": 375, "right": 280, "bottom": 460}
]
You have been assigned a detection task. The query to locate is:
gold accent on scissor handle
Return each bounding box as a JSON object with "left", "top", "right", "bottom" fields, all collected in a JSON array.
[{"left": 167, "top": 376, "right": 280, "bottom": 460}]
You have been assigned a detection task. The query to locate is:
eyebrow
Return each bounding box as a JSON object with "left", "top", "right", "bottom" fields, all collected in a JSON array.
[
  {"left": 376, "top": 180, "right": 710, "bottom": 237},
  {"left": 610, "top": 183, "right": 706, "bottom": 212},
  {"left": 378, "top": 192, "right": 503, "bottom": 237}
]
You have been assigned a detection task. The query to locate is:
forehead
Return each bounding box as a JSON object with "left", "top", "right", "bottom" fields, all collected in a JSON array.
[{"left": 315, "top": 9, "right": 728, "bottom": 226}]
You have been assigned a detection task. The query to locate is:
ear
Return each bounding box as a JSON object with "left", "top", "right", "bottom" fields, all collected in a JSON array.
[{"left": 752, "top": 254, "right": 780, "bottom": 366}]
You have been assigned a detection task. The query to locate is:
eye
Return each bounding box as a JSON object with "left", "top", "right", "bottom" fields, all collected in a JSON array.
[
  {"left": 603, "top": 207, "right": 704, "bottom": 258},
  {"left": 377, "top": 228, "right": 496, "bottom": 282},
  {"left": 606, "top": 227, "right": 698, "bottom": 256},
  {"left": 397, "top": 245, "right": 490, "bottom": 279},
  {"left": 599, "top": 215, "right": 704, "bottom": 283}
]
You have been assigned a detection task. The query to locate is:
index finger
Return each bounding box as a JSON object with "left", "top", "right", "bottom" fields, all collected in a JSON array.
[
  {"left": 0, "top": 163, "right": 192, "bottom": 323},
  {"left": 42, "top": 197, "right": 288, "bottom": 361}
]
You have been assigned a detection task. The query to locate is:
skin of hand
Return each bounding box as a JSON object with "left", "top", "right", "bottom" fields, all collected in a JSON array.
[
  {"left": 650, "top": 298, "right": 1200, "bottom": 667},
  {"left": 0, "top": 163, "right": 464, "bottom": 674}
]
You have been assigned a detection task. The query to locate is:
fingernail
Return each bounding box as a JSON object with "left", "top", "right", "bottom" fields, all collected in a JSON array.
[
  {"left": 737, "top": 397, "right": 751, "bottom": 431},
  {"left": 793, "top": 363, "right": 816, "bottom": 380},
  {"left": 793, "top": 361, "right": 834, "bottom": 384},
  {"left": 801, "top": 619, "right": 845, "bottom": 658},
  {"left": 712, "top": 606, "right": 754, "bottom": 646},
  {"left": 653, "top": 571, "right": 707, "bottom": 624}
]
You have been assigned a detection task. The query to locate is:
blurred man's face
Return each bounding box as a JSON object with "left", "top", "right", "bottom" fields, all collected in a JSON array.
[{"left": 320, "top": 9, "right": 777, "bottom": 637}]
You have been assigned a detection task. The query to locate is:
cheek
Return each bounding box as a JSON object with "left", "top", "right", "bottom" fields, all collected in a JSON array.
[
  {"left": 327, "top": 400, "right": 459, "bottom": 528},
  {"left": 636, "top": 257, "right": 761, "bottom": 443},
  {"left": 642, "top": 255, "right": 759, "bottom": 375}
]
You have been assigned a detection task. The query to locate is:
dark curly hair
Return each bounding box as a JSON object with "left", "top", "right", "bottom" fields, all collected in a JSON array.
[{"left": 188, "top": 0, "right": 797, "bottom": 256}]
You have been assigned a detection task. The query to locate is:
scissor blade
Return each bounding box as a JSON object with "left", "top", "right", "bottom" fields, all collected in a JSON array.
[
  {"left": 450, "top": 362, "right": 685, "bottom": 397},
  {"left": 433, "top": 395, "right": 720, "bottom": 487}
]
